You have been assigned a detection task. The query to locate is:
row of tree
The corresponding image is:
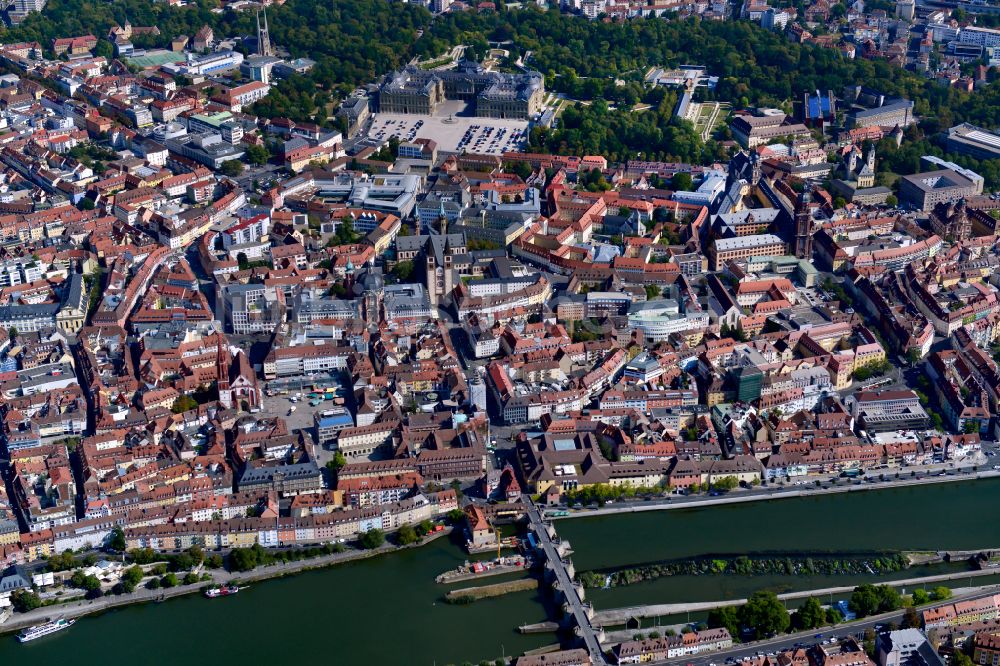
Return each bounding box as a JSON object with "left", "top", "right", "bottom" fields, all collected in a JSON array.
[{"left": 707, "top": 584, "right": 953, "bottom": 643}]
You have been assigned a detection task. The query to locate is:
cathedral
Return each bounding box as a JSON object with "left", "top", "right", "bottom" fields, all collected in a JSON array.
[{"left": 830, "top": 144, "right": 892, "bottom": 205}]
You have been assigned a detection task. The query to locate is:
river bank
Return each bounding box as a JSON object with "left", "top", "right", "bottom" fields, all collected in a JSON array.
[
  {"left": 0, "top": 533, "right": 556, "bottom": 664},
  {"left": 0, "top": 529, "right": 454, "bottom": 636},
  {"left": 8, "top": 478, "right": 1000, "bottom": 664},
  {"left": 560, "top": 477, "right": 1000, "bottom": 612},
  {"left": 551, "top": 469, "right": 1000, "bottom": 521},
  {"left": 592, "top": 567, "right": 1000, "bottom": 623}
]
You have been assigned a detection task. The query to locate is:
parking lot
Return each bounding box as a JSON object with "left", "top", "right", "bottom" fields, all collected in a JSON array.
[
  {"left": 261, "top": 392, "right": 321, "bottom": 436},
  {"left": 363, "top": 105, "right": 529, "bottom": 155}
]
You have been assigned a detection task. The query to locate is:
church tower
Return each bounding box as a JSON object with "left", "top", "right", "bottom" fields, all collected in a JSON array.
[
  {"left": 426, "top": 253, "right": 438, "bottom": 308},
  {"left": 216, "top": 334, "right": 232, "bottom": 410},
  {"left": 794, "top": 191, "right": 813, "bottom": 260},
  {"left": 256, "top": 8, "right": 273, "bottom": 57}
]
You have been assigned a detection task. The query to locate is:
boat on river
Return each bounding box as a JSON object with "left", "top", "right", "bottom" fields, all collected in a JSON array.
[
  {"left": 17, "top": 618, "right": 75, "bottom": 643},
  {"left": 204, "top": 585, "right": 242, "bottom": 598}
]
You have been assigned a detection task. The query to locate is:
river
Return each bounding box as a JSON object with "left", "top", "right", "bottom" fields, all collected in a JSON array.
[
  {"left": 559, "top": 478, "right": 1000, "bottom": 612},
  {"left": 0, "top": 536, "right": 554, "bottom": 665},
  {"left": 3, "top": 479, "right": 999, "bottom": 663}
]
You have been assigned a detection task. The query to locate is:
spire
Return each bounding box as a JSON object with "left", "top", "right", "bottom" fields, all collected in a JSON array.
[{"left": 257, "top": 8, "right": 273, "bottom": 57}]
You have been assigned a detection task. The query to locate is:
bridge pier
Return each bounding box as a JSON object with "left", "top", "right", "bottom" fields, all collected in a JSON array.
[
  {"left": 525, "top": 498, "right": 608, "bottom": 665},
  {"left": 563, "top": 559, "right": 575, "bottom": 579},
  {"left": 544, "top": 559, "right": 557, "bottom": 584}
]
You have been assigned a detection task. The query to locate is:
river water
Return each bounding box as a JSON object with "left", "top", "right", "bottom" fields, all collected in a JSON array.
[
  {"left": 3, "top": 479, "right": 999, "bottom": 663},
  {"left": 558, "top": 478, "right": 1000, "bottom": 612}
]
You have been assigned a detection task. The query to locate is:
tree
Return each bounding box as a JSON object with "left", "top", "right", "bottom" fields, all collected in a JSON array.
[
  {"left": 850, "top": 584, "right": 901, "bottom": 618},
  {"left": 146, "top": 577, "right": 161, "bottom": 590},
  {"left": 397, "top": 524, "right": 420, "bottom": 545},
  {"left": 334, "top": 217, "right": 359, "bottom": 244},
  {"left": 70, "top": 570, "right": 86, "bottom": 588},
  {"left": 326, "top": 451, "right": 347, "bottom": 473},
  {"left": 877, "top": 585, "right": 902, "bottom": 612},
  {"left": 850, "top": 585, "right": 880, "bottom": 617},
  {"left": 644, "top": 284, "right": 660, "bottom": 300},
  {"left": 833, "top": 196, "right": 847, "bottom": 209},
  {"left": 172, "top": 395, "right": 199, "bottom": 414},
  {"left": 228, "top": 547, "right": 258, "bottom": 572},
  {"left": 245, "top": 144, "right": 270, "bottom": 166},
  {"left": 128, "top": 547, "right": 160, "bottom": 565},
  {"left": 161, "top": 573, "right": 178, "bottom": 588},
  {"left": 739, "top": 591, "right": 789, "bottom": 639},
  {"left": 169, "top": 551, "right": 196, "bottom": 572},
  {"left": 707, "top": 605, "right": 741, "bottom": 640},
  {"left": 359, "top": 528, "right": 385, "bottom": 549},
  {"left": 954, "top": 652, "right": 975, "bottom": 666},
  {"left": 219, "top": 160, "right": 245, "bottom": 177},
  {"left": 507, "top": 160, "right": 532, "bottom": 179},
  {"left": 671, "top": 172, "right": 693, "bottom": 191},
  {"left": 886, "top": 194, "right": 898, "bottom": 207},
  {"left": 930, "top": 586, "right": 952, "bottom": 601},
  {"left": 792, "top": 597, "right": 826, "bottom": 631},
  {"left": 902, "top": 606, "right": 920, "bottom": 629},
  {"left": 711, "top": 476, "right": 739, "bottom": 492},
  {"left": 392, "top": 260, "right": 415, "bottom": 281},
  {"left": 11, "top": 589, "right": 42, "bottom": 612},
  {"left": 81, "top": 574, "right": 102, "bottom": 592},
  {"left": 123, "top": 565, "right": 144, "bottom": 587},
  {"left": 911, "top": 588, "right": 930, "bottom": 605},
  {"left": 79, "top": 197, "right": 95, "bottom": 210}
]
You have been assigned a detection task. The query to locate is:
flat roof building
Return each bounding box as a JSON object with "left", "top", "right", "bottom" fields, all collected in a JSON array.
[
  {"left": 898, "top": 167, "right": 983, "bottom": 212},
  {"left": 946, "top": 123, "right": 1000, "bottom": 161}
]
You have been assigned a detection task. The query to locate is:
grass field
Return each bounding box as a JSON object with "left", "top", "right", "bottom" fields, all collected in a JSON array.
[
  {"left": 125, "top": 50, "right": 185, "bottom": 69},
  {"left": 691, "top": 101, "right": 732, "bottom": 141}
]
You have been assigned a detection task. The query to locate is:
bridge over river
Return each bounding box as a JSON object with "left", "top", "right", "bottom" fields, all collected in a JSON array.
[{"left": 524, "top": 497, "right": 608, "bottom": 665}]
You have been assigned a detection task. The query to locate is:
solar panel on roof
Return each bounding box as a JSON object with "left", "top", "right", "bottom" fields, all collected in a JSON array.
[{"left": 966, "top": 130, "right": 1000, "bottom": 149}]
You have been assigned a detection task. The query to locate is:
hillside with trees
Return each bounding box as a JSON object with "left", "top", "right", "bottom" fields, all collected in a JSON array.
[{"left": 6, "top": 0, "right": 1000, "bottom": 179}]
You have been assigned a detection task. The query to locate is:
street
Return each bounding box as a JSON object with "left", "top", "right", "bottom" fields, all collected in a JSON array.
[
  {"left": 547, "top": 459, "right": 999, "bottom": 519},
  {"left": 649, "top": 584, "right": 1000, "bottom": 666}
]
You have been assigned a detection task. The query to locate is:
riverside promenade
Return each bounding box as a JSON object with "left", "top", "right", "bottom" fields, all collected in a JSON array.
[
  {"left": 550, "top": 469, "right": 1000, "bottom": 521},
  {"left": 0, "top": 530, "right": 451, "bottom": 635}
]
